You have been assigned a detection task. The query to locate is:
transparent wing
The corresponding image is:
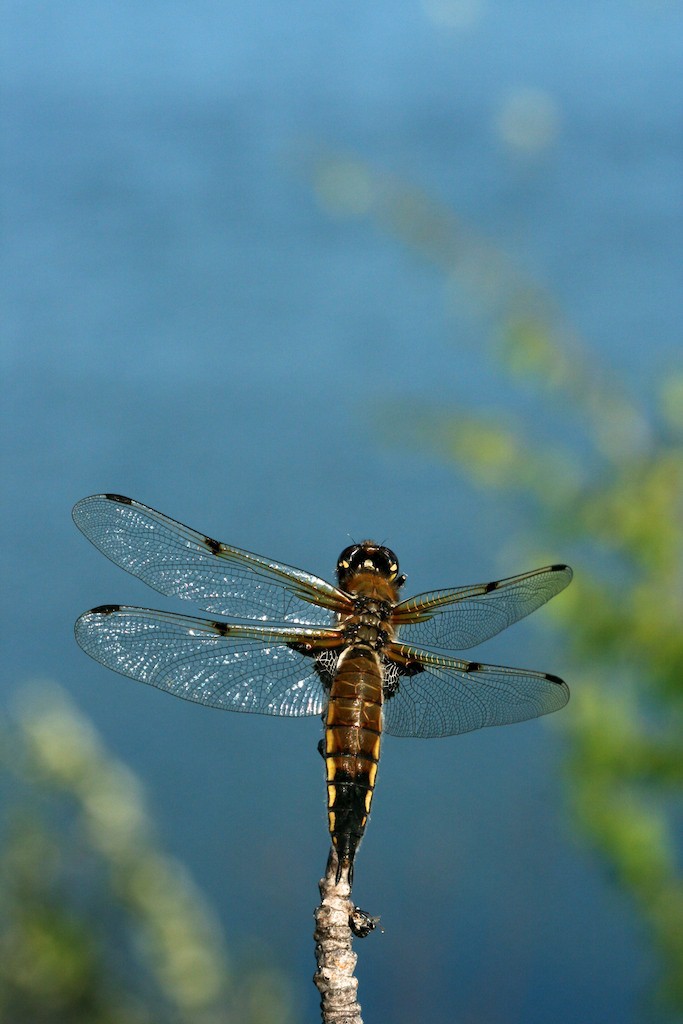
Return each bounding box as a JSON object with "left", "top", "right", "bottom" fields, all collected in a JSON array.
[
  {"left": 382, "top": 643, "right": 569, "bottom": 738},
  {"left": 73, "top": 494, "right": 353, "bottom": 625},
  {"left": 75, "top": 605, "right": 344, "bottom": 716},
  {"left": 392, "top": 564, "right": 572, "bottom": 651}
]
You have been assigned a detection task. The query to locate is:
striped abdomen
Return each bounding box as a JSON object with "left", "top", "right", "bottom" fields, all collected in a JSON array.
[{"left": 324, "top": 646, "right": 383, "bottom": 882}]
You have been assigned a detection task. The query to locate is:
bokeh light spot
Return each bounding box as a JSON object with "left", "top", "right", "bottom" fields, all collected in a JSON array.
[{"left": 495, "top": 87, "right": 561, "bottom": 153}]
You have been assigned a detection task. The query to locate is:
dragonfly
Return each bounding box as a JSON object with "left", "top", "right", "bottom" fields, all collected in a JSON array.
[{"left": 73, "top": 494, "right": 572, "bottom": 885}]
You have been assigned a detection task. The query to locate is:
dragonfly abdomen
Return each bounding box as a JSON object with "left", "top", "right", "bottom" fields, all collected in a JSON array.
[{"left": 324, "top": 647, "right": 383, "bottom": 882}]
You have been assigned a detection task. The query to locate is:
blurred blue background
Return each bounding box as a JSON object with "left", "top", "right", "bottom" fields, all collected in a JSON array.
[{"left": 3, "top": 2, "right": 681, "bottom": 1022}]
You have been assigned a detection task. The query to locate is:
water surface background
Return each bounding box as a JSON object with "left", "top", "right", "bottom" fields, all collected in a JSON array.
[{"left": 3, "top": 2, "right": 681, "bottom": 1022}]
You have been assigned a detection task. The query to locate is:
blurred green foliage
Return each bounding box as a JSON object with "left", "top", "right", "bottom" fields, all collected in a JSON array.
[
  {"left": 311, "top": 154, "right": 683, "bottom": 1017},
  {"left": 0, "top": 685, "right": 297, "bottom": 1024}
]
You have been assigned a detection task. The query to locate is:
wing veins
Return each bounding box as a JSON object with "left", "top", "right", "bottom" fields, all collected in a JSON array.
[
  {"left": 392, "top": 564, "right": 572, "bottom": 651},
  {"left": 73, "top": 494, "right": 352, "bottom": 624},
  {"left": 382, "top": 641, "right": 569, "bottom": 738},
  {"left": 75, "top": 606, "right": 344, "bottom": 717}
]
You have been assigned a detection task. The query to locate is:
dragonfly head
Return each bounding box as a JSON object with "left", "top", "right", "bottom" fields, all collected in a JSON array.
[{"left": 336, "top": 541, "right": 406, "bottom": 591}]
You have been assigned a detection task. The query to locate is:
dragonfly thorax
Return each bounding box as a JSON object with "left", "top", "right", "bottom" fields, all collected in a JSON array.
[{"left": 339, "top": 595, "right": 396, "bottom": 652}]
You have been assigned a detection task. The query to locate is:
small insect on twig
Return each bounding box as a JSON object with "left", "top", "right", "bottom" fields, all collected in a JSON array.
[{"left": 314, "top": 848, "right": 379, "bottom": 1024}]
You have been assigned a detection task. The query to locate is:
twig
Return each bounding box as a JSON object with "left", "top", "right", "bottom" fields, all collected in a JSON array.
[{"left": 313, "top": 849, "right": 368, "bottom": 1024}]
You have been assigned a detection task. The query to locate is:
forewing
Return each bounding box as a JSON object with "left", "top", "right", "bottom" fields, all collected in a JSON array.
[
  {"left": 75, "top": 606, "right": 343, "bottom": 716},
  {"left": 393, "top": 564, "right": 572, "bottom": 651},
  {"left": 73, "top": 494, "right": 352, "bottom": 625},
  {"left": 382, "top": 644, "right": 569, "bottom": 738}
]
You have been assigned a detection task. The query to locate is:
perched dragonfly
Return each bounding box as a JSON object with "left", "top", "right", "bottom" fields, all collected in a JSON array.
[{"left": 73, "top": 494, "right": 572, "bottom": 884}]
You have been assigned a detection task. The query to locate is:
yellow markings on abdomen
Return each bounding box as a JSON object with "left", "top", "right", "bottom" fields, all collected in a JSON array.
[{"left": 323, "top": 646, "right": 384, "bottom": 872}]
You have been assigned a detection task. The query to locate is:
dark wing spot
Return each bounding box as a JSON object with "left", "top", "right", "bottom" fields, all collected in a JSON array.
[
  {"left": 382, "top": 660, "right": 400, "bottom": 698},
  {"left": 211, "top": 621, "right": 231, "bottom": 636},
  {"left": 545, "top": 672, "right": 565, "bottom": 686},
  {"left": 314, "top": 649, "right": 339, "bottom": 689},
  {"left": 104, "top": 494, "right": 133, "bottom": 504},
  {"left": 383, "top": 656, "right": 423, "bottom": 699},
  {"left": 551, "top": 563, "right": 570, "bottom": 572},
  {"left": 465, "top": 661, "right": 482, "bottom": 673},
  {"left": 91, "top": 604, "right": 121, "bottom": 615},
  {"left": 203, "top": 535, "right": 223, "bottom": 555},
  {"left": 287, "top": 640, "right": 314, "bottom": 656},
  {"left": 484, "top": 580, "right": 498, "bottom": 592}
]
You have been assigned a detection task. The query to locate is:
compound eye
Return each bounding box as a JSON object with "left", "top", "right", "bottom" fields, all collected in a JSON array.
[
  {"left": 379, "top": 547, "right": 399, "bottom": 579},
  {"left": 338, "top": 544, "right": 360, "bottom": 567}
]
